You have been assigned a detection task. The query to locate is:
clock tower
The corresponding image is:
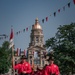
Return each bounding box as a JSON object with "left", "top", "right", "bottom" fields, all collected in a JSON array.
[{"left": 27, "top": 18, "right": 47, "bottom": 70}]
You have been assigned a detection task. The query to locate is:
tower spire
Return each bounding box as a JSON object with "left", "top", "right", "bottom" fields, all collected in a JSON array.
[{"left": 35, "top": 18, "right": 39, "bottom": 24}]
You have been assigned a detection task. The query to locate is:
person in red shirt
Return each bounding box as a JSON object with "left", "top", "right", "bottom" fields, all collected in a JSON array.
[
  {"left": 43, "top": 56, "right": 60, "bottom": 75},
  {"left": 36, "top": 67, "right": 43, "bottom": 75},
  {"left": 13, "top": 55, "right": 32, "bottom": 75}
]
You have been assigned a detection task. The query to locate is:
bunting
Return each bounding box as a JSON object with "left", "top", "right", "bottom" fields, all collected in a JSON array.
[{"left": 0, "top": 0, "right": 75, "bottom": 41}]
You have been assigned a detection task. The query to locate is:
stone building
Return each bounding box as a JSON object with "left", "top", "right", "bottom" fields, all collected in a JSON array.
[
  {"left": 10, "top": 18, "right": 47, "bottom": 75},
  {"left": 27, "top": 18, "right": 47, "bottom": 70}
]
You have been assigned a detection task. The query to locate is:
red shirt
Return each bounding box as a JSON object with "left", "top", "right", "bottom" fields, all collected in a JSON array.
[
  {"left": 43, "top": 64, "right": 60, "bottom": 75},
  {"left": 39, "top": 70, "right": 43, "bottom": 75},
  {"left": 14, "top": 62, "right": 32, "bottom": 74}
]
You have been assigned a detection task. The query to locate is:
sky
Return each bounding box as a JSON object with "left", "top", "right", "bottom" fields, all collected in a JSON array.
[{"left": 0, "top": 0, "right": 75, "bottom": 51}]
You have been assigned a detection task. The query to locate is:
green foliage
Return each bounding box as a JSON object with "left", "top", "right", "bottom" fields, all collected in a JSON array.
[
  {"left": 0, "top": 41, "right": 12, "bottom": 74},
  {"left": 45, "top": 23, "right": 75, "bottom": 74}
]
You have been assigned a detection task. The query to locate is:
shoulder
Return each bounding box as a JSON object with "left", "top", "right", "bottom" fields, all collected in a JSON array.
[
  {"left": 15, "top": 63, "right": 21, "bottom": 67},
  {"left": 53, "top": 64, "right": 59, "bottom": 68},
  {"left": 45, "top": 65, "right": 51, "bottom": 70},
  {"left": 24, "top": 62, "right": 30, "bottom": 66}
]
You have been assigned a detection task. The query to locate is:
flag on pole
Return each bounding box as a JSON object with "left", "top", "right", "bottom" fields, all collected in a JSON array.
[
  {"left": 24, "top": 49, "right": 26, "bottom": 55},
  {"left": 9, "top": 28, "right": 14, "bottom": 49},
  {"left": 9, "top": 27, "right": 15, "bottom": 74},
  {"left": 17, "top": 48, "right": 19, "bottom": 56},
  {"left": 19, "top": 48, "right": 21, "bottom": 56}
]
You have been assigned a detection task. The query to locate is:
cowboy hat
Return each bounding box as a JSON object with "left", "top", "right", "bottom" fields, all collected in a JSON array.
[
  {"left": 46, "top": 56, "right": 54, "bottom": 61},
  {"left": 21, "top": 55, "right": 27, "bottom": 59}
]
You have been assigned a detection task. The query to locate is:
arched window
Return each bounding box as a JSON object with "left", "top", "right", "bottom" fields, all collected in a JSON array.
[
  {"left": 36, "top": 37, "right": 39, "bottom": 42},
  {"left": 30, "top": 60, "right": 32, "bottom": 64}
]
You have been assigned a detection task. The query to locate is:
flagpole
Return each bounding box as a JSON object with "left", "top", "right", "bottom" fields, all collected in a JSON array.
[
  {"left": 12, "top": 45, "right": 15, "bottom": 75},
  {"left": 9, "top": 27, "right": 15, "bottom": 75}
]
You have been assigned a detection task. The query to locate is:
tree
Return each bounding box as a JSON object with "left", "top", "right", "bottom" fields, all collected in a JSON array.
[
  {"left": 45, "top": 23, "right": 75, "bottom": 75},
  {"left": 0, "top": 41, "right": 12, "bottom": 74}
]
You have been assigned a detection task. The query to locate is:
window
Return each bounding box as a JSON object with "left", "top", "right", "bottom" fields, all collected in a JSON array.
[
  {"left": 30, "top": 56, "right": 32, "bottom": 59},
  {"left": 40, "top": 37, "right": 42, "bottom": 42},
  {"left": 30, "top": 60, "right": 32, "bottom": 64},
  {"left": 42, "top": 60, "right": 44, "bottom": 66},
  {"left": 36, "top": 37, "right": 39, "bottom": 42}
]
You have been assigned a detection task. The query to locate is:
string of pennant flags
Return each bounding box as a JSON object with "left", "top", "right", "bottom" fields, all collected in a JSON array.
[
  {"left": 0, "top": 0, "right": 75, "bottom": 41},
  {"left": 15, "top": 48, "right": 26, "bottom": 56}
]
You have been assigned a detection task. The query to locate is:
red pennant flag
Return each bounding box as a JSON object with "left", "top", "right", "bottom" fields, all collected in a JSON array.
[
  {"left": 73, "top": 0, "right": 75, "bottom": 4},
  {"left": 9, "top": 28, "right": 14, "bottom": 48},
  {"left": 26, "top": 27, "right": 28, "bottom": 31},
  {"left": 10, "top": 28, "right": 13, "bottom": 40},
  {"left": 46, "top": 17, "right": 48, "bottom": 21},
  {"left": 58, "top": 9, "right": 60, "bottom": 12}
]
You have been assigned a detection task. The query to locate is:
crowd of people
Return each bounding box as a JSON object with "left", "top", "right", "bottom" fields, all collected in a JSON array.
[{"left": 13, "top": 55, "right": 60, "bottom": 75}]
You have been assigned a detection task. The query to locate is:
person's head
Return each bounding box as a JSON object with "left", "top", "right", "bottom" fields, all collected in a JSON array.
[
  {"left": 20, "top": 55, "right": 27, "bottom": 63},
  {"left": 47, "top": 56, "right": 54, "bottom": 64}
]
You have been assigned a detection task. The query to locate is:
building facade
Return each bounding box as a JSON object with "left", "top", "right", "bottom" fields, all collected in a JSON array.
[
  {"left": 10, "top": 18, "right": 47, "bottom": 75},
  {"left": 27, "top": 18, "right": 47, "bottom": 70}
]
